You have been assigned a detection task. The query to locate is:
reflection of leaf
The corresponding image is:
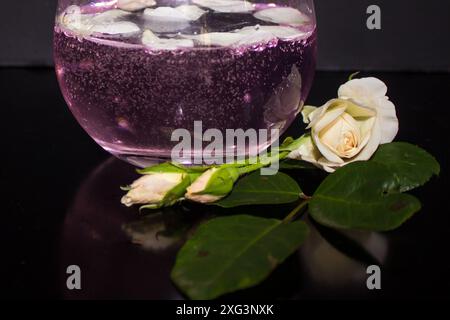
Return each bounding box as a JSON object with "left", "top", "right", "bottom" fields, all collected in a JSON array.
[
  {"left": 310, "top": 162, "right": 421, "bottom": 231},
  {"left": 122, "top": 209, "right": 193, "bottom": 251},
  {"left": 310, "top": 218, "right": 380, "bottom": 266},
  {"left": 371, "top": 142, "right": 440, "bottom": 192},
  {"left": 214, "top": 172, "right": 302, "bottom": 208},
  {"left": 171, "top": 215, "right": 309, "bottom": 300}
]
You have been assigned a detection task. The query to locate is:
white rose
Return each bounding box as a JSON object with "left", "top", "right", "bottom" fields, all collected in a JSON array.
[
  {"left": 121, "top": 172, "right": 186, "bottom": 207},
  {"left": 288, "top": 77, "right": 399, "bottom": 172}
]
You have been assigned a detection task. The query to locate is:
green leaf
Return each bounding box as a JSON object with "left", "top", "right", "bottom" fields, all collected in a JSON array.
[
  {"left": 280, "top": 159, "right": 316, "bottom": 170},
  {"left": 371, "top": 142, "right": 440, "bottom": 192},
  {"left": 171, "top": 215, "right": 309, "bottom": 300},
  {"left": 309, "top": 161, "right": 421, "bottom": 231},
  {"left": 214, "top": 171, "right": 302, "bottom": 208},
  {"left": 348, "top": 71, "right": 360, "bottom": 81}
]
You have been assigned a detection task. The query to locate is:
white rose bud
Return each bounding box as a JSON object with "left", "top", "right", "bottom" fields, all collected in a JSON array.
[
  {"left": 288, "top": 77, "right": 399, "bottom": 172},
  {"left": 121, "top": 172, "right": 187, "bottom": 208},
  {"left": 185, "top": 167, "right": 240, "bottom": 203}
]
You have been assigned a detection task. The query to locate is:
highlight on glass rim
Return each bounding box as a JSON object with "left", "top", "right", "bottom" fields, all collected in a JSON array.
[{"left": 1, "top": 0, "right": 449, "bottom": 306}]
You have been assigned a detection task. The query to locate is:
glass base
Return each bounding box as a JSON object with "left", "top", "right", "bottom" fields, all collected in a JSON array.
[
  {"left": 111, "top": 149, "right": 272, "bottom": 168},
  {"left": 105, "top": 137, "right": 276, "bottom": 168},
  {"left": 113, "top": 154, "right": 169, "bottom": 168}
]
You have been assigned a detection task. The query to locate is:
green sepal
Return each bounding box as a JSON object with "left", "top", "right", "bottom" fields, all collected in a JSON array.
[
  {"left": 277, "top": 134, "right": 310, "bottom": 153},
  {"left": 199, "top": 167, "right": 240, "bottom": 197}
]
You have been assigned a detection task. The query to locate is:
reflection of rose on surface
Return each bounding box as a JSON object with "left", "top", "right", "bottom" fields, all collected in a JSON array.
[
  {"left": 60, "top": 158, "right": 390, "bottom": 299},
  {"left": 60, "top": 157, "right": 198, "bottom": 299},
  {"left": 298, "top": 218, "right": 388, "bottom": 295}
]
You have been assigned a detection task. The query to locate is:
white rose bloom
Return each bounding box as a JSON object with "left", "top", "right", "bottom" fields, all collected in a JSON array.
[
  {"left": 288, "top": 77, "right": 399, "bottom": 172},
  {"left": 121, "top": 172, "right": 185, "bottom": 207}
]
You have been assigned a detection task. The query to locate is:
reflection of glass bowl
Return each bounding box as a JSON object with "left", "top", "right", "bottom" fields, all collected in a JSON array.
[
  {"left": 60, "top": 158, "right": 191, "bottom": 299},
  {"left": 59, "top": 157, "right": 298, "bottom": 299},
  {"left": 54, "top": 0, "right": 317, "bottom": 166}
]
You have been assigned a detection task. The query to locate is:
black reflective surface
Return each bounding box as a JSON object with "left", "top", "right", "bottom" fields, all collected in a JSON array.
[{"left": 1, "top": 68, "right": 449, "bottom": 299}]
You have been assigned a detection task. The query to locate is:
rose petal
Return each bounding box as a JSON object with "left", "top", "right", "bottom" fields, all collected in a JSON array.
[
  {"left": 183, "top": 28, "right": 272, "bottom": 47},
  {"left": 306, "top": 99, "right": 340, "bottom": 129},
  {"left": 254, "top": 7, "right": 310, "bottom": 27},
  {"left": 144, "top": 5, "right": 207, "bottom": 23},
  {"left": 91, "top": 21, "right": 140, "bottom": 35},
  {"left": 344, "top": 100, "right": 376, "bottom": 118},
  {"left": 301, "top": 106, "right": 317, "bottom": 123},
  {"left": 319, "top": 113, "right": 362, "bottom": 158},
  {"left": 312, "top": 130, "right": 345, "bottom": 164},
  {"left": 316, "top": 157, "right": 340, "bottom": 173},
  {"left": 374, "top": 98, "right": 399, "bottom": 143},
  {"left": 184, "top": 32, "right": 246, "bottom": 46},
  {"left": 176, "top": 5, "right": 207, "bottom": 20},
  {"left": 351, "top": 119, "right": 382, "bottom": 162},
  {"left": 287, "top": 135, "right": 320, "bottom": 164},
  {"left": 117, "top": 0, "right": 156, "bottom": 12},
  {"left": 339, "top": 77, "right": 398, "bottom": 144},
  {"left": 144, "top": 7, "right": 190, "bottom": 22},
  {"left": 313, "top": 104, "right": 347, "bottom": 133},
  {"left": 91, "top": 9, "right": 131, "bottom": 24},
  {"left": 235, "top": 29, "right": 276, "bottom": 46},
  {"left": 185, "top": 25, "right": 307, "bottom": 47},
  {"left": 338, "top": 77, "right": 388, "bottom": 107},
  {"left": 263, "top": 65, "right": 302, "bottom": 126},
  {"left": 239, "top": 25, "right": 307, "bottom": 40},
  {"left": 287, "top": 135, "right": 338, "bottom": 172},
  {"left": 193, "top": 0, "right": 254, "bottom": 13},
  {"left": 356, "top": 116, "right": 376, "bottom": 149},
  {"left": 122, "top": 173, "right": 184, "bottom": 206},
  {"left": 142, "top": 29, "right": 194, "bottom": 50},
  {"left": 61, "top": 7, "right": 137, "bottom": 35},
  {"left": 60, "top": 5, "right": 95, "bottom": 32}
]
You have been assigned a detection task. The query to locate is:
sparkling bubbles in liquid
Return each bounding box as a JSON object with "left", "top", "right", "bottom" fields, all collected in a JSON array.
[{"left": 54, "top": 0, "right": 317, "bottom": 166}]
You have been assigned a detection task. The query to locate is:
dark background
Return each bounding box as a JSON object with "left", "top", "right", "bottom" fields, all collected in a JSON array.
[{"left": 1, "top": 0, "right": 449, "bottom": 71}]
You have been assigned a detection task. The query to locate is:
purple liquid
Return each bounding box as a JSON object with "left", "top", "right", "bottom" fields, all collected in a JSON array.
[{"left": 54, "top": 10, "right": 317, "bottom": 166}]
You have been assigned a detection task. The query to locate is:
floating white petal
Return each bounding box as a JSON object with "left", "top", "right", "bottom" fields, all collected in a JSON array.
[
  {"left": 239, "top": 25, "right": 306, "bottom": 40},
  {"left": 142, "top": 30, "right": 195, "bottom": 50},
  {"left": 254, "top": 7, "right": 310, "bottom": 26},
  {"left": 144, "top": 7, "right": 188, "bottom": 22},
  {"left": 91, "top": 21, "right": 141, "bottom": 34},
  {"left": 90, "top": 9, "right": 131, "bottom": 24},
  {"left": 175, "top": 5, "right": 207, "bottom": 21},
  {"left": 117, "top": 0, "right": 156, "bottom": 11},
  {"left": 185, "top": 25, "right": 306, "bottom": 47},
  {"left": 60, "top": 5, "right": 94, "bottom": 33},
  {"left": 235, "top": 28, "right": 275, "bottom": 46},
  {"left": 185, "top": 32, "right": 244, "bottom": 46},
  {"left": 193, "top": 0, "right": 254, "bottom": 13},
  {"left": 61, "top": 6, "right": 137, "bottom": 35},
  {"left": 144, "top": 6, "right": 206, "bottom": 22}
]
